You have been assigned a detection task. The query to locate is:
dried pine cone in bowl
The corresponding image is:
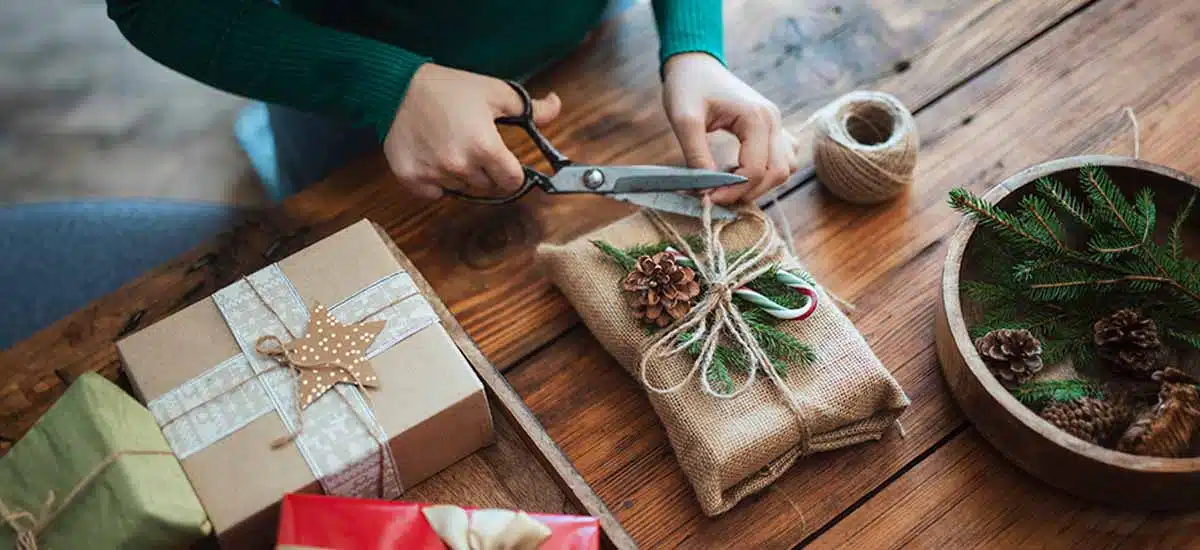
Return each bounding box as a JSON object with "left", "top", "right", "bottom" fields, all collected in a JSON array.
[
  {"left": 1040, "top": 397, "right": 1133, "bottom": 447},
  {"left": 1094, "top": 309, "right": 1163, "bottom": 379},
  {"left": 623, "top": 252, "right": 701, "bottom": 327},
  {"left": 1116, "top": 368, "right": 1200, "bottom": 458},
  {"left": 974, "top": 329, "right": 1044, "bottom": 386}
]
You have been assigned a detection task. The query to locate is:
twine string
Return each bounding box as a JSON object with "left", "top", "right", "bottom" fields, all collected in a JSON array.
[
  {"left": 0, "top": 450, "right": 173, "bottom": 549},
  {"left": 640, "top": 197, "right": 813, "bottom": 452},
  {"left": 1123, "top": 107, "right": 1140, "bottom": 160},
  {"left": 807, "top": 91, "right": 919, "bottom": 204}
]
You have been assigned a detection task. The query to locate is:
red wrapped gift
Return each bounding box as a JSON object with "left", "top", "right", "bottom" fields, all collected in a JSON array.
[{"left": 276, "top": 493, "right": 600, "bottom": 550}]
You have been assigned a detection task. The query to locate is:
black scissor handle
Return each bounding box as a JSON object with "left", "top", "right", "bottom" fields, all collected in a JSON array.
[
  {"left": 443, "top": 80, "right": 570, "bottom": 204},
  {"left": 495, "top": 80, "right": 572, "bottom": 173},
  {"left": 443, "top": 166, "right": 548, "bottom": 204}
]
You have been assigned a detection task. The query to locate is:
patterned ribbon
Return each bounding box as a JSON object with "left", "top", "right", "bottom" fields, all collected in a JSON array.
[{"left": 146, "top": 264, "right": 439, "bottom": 499}]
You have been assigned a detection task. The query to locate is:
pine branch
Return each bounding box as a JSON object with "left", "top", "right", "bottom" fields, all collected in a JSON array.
[
  {"left": 1169, "top": 194, "right": 1196, "bottom": 260},
  {"left": 1167, "top": 329, "right": 1200, "bottom": 350},
  {"left": 592, "top": 240, "right": 637, "bottom": 272},
  {"left": 1080, "top": 164, "right": 1137, "bottom": 236},
  {"left": 1012, "top": 379, "right": 1105, "bottom": 410},
  {"left": 1019, "top": 195, "right": 1067, "bottom": 249},
  {"left": 948, "top": 188, "right": 1057, "bottom": 252},
  {"left": 1036, "top": 176, "right": 1093, "bottom": 229}
]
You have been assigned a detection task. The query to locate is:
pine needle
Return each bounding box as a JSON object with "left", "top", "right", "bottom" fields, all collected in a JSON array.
[
  {"left": 1036, "top": 176, "right": 1093, "bottom": 229},
  {"left": 1012, "top": 379, "right": 1105, "bottom": 409},
  {"left": 592, "top": 240, "right": 637, "bottom": 272},
  {"left": 1169, "top": 194, "right": 1196, "bottom": 260}
]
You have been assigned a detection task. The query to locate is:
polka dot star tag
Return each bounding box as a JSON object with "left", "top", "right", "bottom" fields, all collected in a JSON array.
[{"left": 286, "top": 303, "right": 386, "bottom": 409}]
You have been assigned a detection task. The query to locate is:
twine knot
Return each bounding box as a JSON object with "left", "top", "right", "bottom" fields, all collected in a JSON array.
[
  {"left": 0, "top": 492, "right": 51, "bottom": 550},
  {"left": 638, "top": 197, "right": 814, "bottom": 450}
]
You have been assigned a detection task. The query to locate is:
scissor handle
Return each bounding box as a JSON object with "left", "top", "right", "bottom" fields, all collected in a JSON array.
[
  {"left": 442, "top": 166, "right": 549, "bottom": 204},
  {"left": 496, "top": 80, "right": 572, "bottom": 172},
  {"left": 443, "top": 80, "right": 571, "bottom": 204}
]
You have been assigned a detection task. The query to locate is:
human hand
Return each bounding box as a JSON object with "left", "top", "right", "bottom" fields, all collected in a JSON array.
[
  {"left": 662, "top": 53, "right": 797, "bottom": 204},
  {"left": 383, "top": 64, "right": 562, "bottom": 199}
]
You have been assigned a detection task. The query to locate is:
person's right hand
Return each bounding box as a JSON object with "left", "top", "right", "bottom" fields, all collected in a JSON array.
[{"left": 383, "top": 64, "right": 562, "bottom": 200}]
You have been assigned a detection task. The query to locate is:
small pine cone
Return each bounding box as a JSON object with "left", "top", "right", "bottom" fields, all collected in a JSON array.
[
  {"left": 974, "top": 329, "right": 1044, "bottom": 385},
  {"left": 1094, "top": 309, "right": 1163, "bottom": 379},
  {"left": 1116, "top": 367, "right": 1200, "bottom": 457},
  {"left": 622, "top": 252, "right": 701, "bottom": 327},
  {"left": 1040, "top": 397, "right": 1133, "bottom": 447}
]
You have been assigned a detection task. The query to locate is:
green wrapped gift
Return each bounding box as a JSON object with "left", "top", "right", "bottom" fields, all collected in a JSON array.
[{"left": 0, "top": 373, "right": 210, "bottom": 549}]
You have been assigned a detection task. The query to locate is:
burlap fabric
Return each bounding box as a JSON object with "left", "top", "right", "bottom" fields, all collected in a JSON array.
[{"left": 536, "top": 208, "right": 910, "bottom": 516}]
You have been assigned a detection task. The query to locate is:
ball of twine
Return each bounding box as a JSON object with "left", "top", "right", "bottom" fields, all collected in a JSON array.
[{"left": 811, "top": 90, "right": 919, "bottom": 204}]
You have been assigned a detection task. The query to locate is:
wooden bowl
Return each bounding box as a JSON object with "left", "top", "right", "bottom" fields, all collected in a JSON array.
[{"left": 936, "top": 155, "right": 1200, "bottom": 510}]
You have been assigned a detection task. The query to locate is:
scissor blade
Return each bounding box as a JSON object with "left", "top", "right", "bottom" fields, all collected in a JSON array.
[
  {"left": 610, "top": 167, "right": 747, "bottom": 193},
  {"left": 610, "top": 193, "right": 737, "bottom": 221},
  {"left": 549, "top": 165, "right": 746, "bottom": 193}
]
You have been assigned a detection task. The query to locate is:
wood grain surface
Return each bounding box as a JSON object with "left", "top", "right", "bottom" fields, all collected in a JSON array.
[
  {"left": 4, "top": 0, "right": 1200, "bottom": 547},
  {"left": 806, "top": 430, "right": 1200, "bottom": 550}
]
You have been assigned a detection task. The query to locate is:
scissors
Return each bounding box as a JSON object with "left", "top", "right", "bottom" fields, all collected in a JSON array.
[{"left": 442, "top": 80, "right": 742, "bottom": 220}]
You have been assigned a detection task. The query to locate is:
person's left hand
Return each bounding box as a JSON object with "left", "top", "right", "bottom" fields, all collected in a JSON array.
[{"left": 662, "top": 52, "right": 797, "bottom": 205}]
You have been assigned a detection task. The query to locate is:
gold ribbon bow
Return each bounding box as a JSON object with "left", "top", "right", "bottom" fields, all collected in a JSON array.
[{"left": 422, "top": 505, "right": 553, "bottom": 550}]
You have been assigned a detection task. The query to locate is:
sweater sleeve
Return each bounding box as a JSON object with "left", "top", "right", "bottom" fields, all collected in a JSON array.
[
  {"left": 650, "top": 0, "right": 725, "bottom": 66},
  {"left": 107, "top": 0, "right": 431, "bottom": 139}
]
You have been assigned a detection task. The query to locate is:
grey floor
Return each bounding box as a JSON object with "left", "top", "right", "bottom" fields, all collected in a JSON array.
[{"left": 1, "top": 0, "right": 265, "bottom": 206}]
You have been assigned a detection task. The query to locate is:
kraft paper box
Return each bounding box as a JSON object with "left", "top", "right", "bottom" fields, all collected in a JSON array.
[
  {"left": 117, "top": 219, "right": 495, "bottom": 548},
  {"left": 0, "top": 373, "right": 210, "bottom": 549}
]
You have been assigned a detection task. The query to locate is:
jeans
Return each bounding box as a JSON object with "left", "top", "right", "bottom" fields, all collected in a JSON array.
[{"left": 0, "top": 200, "right": 243, "bottom": 349}]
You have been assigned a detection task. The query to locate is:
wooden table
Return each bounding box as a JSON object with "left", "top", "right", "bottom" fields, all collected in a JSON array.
[{"left": 4, "top": 0, "right": 1200, "bottom": 547}]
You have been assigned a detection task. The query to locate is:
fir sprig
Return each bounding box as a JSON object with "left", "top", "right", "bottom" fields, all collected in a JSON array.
[
  {"left": 1011, "top": 379, "right": 1105, "bottom": 410},
  {"left": 948, "top": 165, "right": 1200, "bottom": 361},
  {"left": 594, "top": 238, "right": 817, "bottom": 394}
]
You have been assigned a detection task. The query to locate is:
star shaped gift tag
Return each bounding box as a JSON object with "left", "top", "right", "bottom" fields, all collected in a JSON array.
[{"left": 284, "top": 304, "right": 387, "bottom": 409}]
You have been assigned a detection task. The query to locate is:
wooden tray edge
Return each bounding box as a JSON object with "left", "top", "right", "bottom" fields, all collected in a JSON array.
[{"left": 371, "top": 221, "right": 638, "bottom": 550}]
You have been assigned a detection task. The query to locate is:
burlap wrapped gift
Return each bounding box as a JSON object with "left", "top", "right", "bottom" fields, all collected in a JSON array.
[{"left": 537, "top": 206, "right": 910, "bottom": 515}]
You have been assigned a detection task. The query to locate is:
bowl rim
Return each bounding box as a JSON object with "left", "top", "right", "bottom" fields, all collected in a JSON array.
[{"left": 942, "top": 154, "right": 1200, "bottom": 471}]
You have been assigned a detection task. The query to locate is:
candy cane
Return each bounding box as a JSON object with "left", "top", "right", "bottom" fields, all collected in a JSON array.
[{"left": 664, "top": 247, "right": 819, "bottom": 321}]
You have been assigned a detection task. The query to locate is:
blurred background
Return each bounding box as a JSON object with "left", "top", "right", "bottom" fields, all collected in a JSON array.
[{"left": 0, "top": 0, "right": 265, "bottom": 206}]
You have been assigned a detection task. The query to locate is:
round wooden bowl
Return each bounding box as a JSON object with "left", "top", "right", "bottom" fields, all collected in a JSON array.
[{"left": 936, "top": 154, "right": 1200, "bottom": 510}]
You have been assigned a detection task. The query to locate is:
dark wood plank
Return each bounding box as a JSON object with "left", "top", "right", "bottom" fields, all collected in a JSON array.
[
  {"left": 0, "top": 0, "right": 1088, "bottom": 449},
  {"left": 807, "top": 430, "right": 1200, "bottom": 550},
  {"left": 510, "top": 0, "right": 1200, "bottom": 546}
]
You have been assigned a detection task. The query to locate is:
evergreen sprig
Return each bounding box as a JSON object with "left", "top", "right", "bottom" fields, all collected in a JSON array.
[
  {"left": 948, "top": 165, "right": 1200, "bottom": 364},
  {"left": 594, "top": 239, "right": 817, "bottom": 393},
  {"left": 1011, "top": 379, "right": 1105, "bottom": 410}
]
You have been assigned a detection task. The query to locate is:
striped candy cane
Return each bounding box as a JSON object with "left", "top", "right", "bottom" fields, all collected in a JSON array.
[{"left": 664, "top": 248, "right": 819, "bottom": 321}]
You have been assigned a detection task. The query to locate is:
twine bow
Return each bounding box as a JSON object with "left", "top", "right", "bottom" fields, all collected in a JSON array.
[
  {"left": 639, "top": 197, "right": 814, "bottom": 447},
  {"left": 0, "top": 450, "right": 173, "bottom": 550}
]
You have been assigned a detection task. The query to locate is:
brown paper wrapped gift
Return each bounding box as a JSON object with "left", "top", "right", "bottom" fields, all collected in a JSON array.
[
  {"left": 117, "top": 220, "right": 494, "bottom": 547},
  {"left": 537, "top": 207, "right": 910, "bottom": 516}
]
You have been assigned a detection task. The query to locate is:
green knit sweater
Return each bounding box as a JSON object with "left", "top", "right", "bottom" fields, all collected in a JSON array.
[{"left": 106, "top": 0, "right": 724, "bottom": 139}]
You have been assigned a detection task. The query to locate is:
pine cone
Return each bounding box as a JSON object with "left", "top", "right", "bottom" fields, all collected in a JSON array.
[
  {"left": 1094, "top": 309, "right": 1163, "bottom": 378},
  {"left": 1040, "top": 397, "right": 1133, "bottom": 447},
  {"left": 974, "top": 329, "right": 1044, "bottom": 385},
  {"left": 622, "top": 252, "right": 701, "bottom": 327},
  {"left": 1116, "top": 368, "right": 1200, "bottom": 457}
]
